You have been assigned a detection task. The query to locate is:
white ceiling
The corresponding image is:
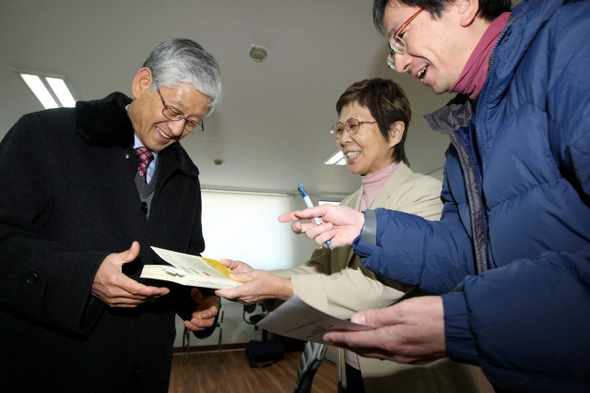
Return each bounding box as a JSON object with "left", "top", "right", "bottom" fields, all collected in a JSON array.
[{"left": 0, "top": 0, "right": 516, "bottom": 199}]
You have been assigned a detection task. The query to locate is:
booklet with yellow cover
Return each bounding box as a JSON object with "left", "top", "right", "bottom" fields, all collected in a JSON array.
[{"left": 140, "top": 246, "right": 242, "bottom": 289}]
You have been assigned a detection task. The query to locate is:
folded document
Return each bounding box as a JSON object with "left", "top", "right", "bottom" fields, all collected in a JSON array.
[{"left": 256, "top": 295, "right": 375, "bottom": 344}]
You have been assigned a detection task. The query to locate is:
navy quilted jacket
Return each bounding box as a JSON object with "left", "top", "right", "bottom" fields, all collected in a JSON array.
[{"left": 353, "top": 0, "right": 590, "bottom": 391}]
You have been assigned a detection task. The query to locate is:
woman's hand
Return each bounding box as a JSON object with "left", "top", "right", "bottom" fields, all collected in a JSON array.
[
  {"left": 216, "top": 269, "right": 293, "bottom": 304},
  {"left": 218, "top": 258, "right": 254, "bottom": 273}
]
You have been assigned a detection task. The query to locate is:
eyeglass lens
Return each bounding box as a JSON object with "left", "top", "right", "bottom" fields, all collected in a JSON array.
[
  {"left": 158, "top": 88, "right": 203, "bottom": 132},
  {"left": 162, "top": 107, "right": 201, "bottom": 132},
  {"left": 387, "top": 8, "right": 424, "bottom": 70},
  {"left": 331, "top": 119, "right": 361, "bottom": 138}
]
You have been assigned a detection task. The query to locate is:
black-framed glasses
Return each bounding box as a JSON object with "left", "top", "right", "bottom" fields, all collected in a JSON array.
[
  {"left": 387, "top": 8, "right": 425, "bottom": 70},
  {"left": 157, "top": 88, "right": 204, "bottom": 133},
  {"left": 330, "top": 118, "right": 377, "bottom": 139}
]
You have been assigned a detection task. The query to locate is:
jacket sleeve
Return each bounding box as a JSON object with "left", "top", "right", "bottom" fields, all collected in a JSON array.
[
  {"left": 443, "top": 247, "right": 590, "bottom": 391},
  {"left": 353, "top": 176, "right": 476, "bottom": 294},
  {"left": 0, "top": 115, "right": 106, "bottom": 333}
]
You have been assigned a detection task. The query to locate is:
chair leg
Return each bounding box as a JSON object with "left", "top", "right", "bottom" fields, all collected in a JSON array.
[
  {"left": 217, "top": 305, "right": 224, "bottom": 361},
  {"left": 217, "top": 323, "right": 224, "bottom": 361},
  {"left": 182, "top": 327, "right": 190, "bottom": 364}
]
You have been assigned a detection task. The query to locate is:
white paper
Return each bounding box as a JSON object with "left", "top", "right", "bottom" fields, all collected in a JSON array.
[
  {"left": 256, "top": 295, "right": 374, "bottom": 344},
  {"left": 140, "top": 246, "right": 242, "bottom": 289}
]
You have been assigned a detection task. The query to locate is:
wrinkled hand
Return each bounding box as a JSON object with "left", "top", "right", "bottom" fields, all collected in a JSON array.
[
  {"left": 92, "top": 242, "right": 170, "bottom": 308},
  {"left": 278, "top": 204, "right": 365, "bottom": 248},
  {"left": 185, "top": 288, "right": 219, "bottom": 332},
  {"left": 218, "top": 258, "right": 254, "bottom": 273},
  {"left": 323, "top": 297, "right": 447, "bottom": 364},
  {"left": 216, "top": 268, "right": 293, "bottom": 304}
]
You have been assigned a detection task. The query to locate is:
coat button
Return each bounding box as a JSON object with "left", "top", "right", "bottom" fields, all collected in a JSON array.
[
  {"left": 140, "top": 201, "right": 148, "bottom": 214},
  {"left": 25, "top": 272, "right": 39, "bottom": 284}
]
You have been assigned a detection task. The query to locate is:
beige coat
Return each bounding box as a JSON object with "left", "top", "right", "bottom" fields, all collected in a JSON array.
[{"left": 271, "top": 163, "right": 480, "bottom": 392}]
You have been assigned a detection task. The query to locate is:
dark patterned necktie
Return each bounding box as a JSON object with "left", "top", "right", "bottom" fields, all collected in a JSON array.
[{"left": 136, "top": 147, "right": 154, "bottom": 182}]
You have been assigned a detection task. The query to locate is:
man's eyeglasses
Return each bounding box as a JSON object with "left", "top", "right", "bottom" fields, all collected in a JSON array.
[
  {"left": 387, "top": 8, "right": 425, "bottom": 70},
  {"left": 330, "top": 118, "right": 377, "bottom": 139},
  {"left": 157, "top": 88, "right": 204, "bottom": 133}
]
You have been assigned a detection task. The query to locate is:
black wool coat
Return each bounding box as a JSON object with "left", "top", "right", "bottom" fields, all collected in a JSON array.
[{"left": 0, "top": 92, "right": 213, "bottom": 393}]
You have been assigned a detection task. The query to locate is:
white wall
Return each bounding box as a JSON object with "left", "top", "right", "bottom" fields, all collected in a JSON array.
[
  {"left": 174, "top": 190, "right": 322, "bottom": 349},
  {"left": 428, "top": 166, "right": 444, "bottom": 182}
]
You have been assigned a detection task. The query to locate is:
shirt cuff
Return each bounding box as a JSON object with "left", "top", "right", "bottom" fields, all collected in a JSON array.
[
  {"left": 359, "top": 209, "right": 377, "bottom": 245},
  {"left": 442, "top": 292, "right": 480, "bottom": 365},
  {"left": 353, "top": 209, "right": 378, "bottom": 258}
]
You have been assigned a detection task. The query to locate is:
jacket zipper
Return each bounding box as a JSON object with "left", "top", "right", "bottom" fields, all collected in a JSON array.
[{"left": 473, "top": 23, "right": 510, "bottom": 271}]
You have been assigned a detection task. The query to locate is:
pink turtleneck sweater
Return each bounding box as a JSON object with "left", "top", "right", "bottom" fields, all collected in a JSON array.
[{"left": 359, "top": 161, "right": 398, "bottom": 211}]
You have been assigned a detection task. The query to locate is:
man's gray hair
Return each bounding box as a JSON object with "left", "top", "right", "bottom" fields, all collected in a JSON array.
[{"left": 143, "top": 38, "right": 222, "bottom": 114}]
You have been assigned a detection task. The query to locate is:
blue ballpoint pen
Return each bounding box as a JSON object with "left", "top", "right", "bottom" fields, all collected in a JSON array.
[{"left": 297, "top": 184, "right": 333, "bottom": 249}]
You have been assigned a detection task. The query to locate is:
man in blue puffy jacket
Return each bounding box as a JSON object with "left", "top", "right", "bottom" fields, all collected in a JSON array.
[{"left": 279, "top": 0, "right": 590, "bottom": 391}]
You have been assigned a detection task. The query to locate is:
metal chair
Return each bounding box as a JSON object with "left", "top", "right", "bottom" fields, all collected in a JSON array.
[
  {"left": 242, "top": 303, "right": 269, "bottom": 340},
  {"left": 293, "top": 341, "right": 328, "bottom": 393},
  {"left": 182, "top": 303, "right": 225, "bottom": 363},
  {"left": 215, "top": 304, "right": 225, "bottom": 360}
]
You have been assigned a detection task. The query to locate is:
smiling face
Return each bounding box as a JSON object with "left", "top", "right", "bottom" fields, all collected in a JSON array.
[
  {"left": 128, "top": 68, "right": 210, "bottom": 152},
  {"left": 383, "top": 0, "right": 481, "bottom": 94},
  {"left": 337, "top": 102, "right": 403, "bottom": 176}
]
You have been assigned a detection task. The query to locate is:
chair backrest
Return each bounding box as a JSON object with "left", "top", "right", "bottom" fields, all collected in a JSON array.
[
  {"left": 242, "top": 303, "right": 268, "bottom": 325},
  {"left": 293, "top": 341, "right": 328, "bottom": 393}
]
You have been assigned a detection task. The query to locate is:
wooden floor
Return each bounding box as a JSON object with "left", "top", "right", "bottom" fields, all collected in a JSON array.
[{"left": 169, "top": 350, "right": 338, "bottom": 393}]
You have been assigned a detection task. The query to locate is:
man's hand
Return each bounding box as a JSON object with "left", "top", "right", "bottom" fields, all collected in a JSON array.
[
  {"left": 323, "top": 296, "right": 447, "bottom": 364},
  {"left": 278, "top": 204, "right": 365, "bottom": 248},
  {"left": 92, "top": 241, "right": 170, "bottom": 308},
  {"left": 185, "top": 288, "right": 219, "bottom": 332},
  {"left": 216, "top": 266, "right": 293, "bottom": 304}
]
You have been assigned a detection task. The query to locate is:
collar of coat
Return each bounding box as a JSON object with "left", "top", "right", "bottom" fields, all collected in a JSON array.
[
  {"left": 74, "top": 92, "right": 199, "bottom": 178},
  {"left": 424, "top": 94, "right": 474, "bottom": 136}
]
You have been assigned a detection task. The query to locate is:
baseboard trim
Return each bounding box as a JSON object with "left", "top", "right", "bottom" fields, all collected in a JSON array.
[{"left": 173, "top": 342, "right": 249, "bottom": 354}]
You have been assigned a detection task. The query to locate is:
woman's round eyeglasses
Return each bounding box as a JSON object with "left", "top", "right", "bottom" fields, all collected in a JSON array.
[{"left": 330, "top": 118, "right": 377, "bottom": 139}]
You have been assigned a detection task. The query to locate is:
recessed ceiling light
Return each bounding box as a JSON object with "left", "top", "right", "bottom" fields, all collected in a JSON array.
[
  {"left": 324, "top": 151, "right": 347, "bottom": 166},
  {"left": 15, "top": 70, "right": 76, "bottom": 109},
  {"left": 46, "top": 77, "right": 76, "bottom": 107},
  {"left": 249, "top": 45, "right": 268, "bottom": 62},
  {"left": 19, "top": 74, "right": 58, "bottom": 109}
]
